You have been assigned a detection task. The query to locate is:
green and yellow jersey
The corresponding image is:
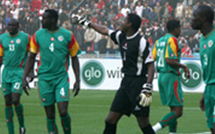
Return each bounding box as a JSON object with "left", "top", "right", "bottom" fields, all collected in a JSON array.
[
  {"left": 152, "top": 33, "right": 181, "bottom": 75},
  {"left": 30, "top": 27, "right": 80, "bottom": 80},
  {"left": 0, "top": 32, "right": 30, "bottom": 68},
  {"left": 199, "top": 27, "right": 215, "bottom": 84}
]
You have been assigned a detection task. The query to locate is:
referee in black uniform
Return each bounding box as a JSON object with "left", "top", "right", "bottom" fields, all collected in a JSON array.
[{"left": 73, "top": 13, "right": 155, "bottom": 134}]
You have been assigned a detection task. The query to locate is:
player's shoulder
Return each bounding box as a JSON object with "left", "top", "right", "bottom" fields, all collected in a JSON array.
[
  {"left": 0, "top": 32, "right": 8, "bottom": 38},
  {"left": 19, "top": 31, "right": 30, "bottom": 38}
]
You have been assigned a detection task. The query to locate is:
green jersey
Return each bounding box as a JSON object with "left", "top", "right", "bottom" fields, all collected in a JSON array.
[
  {"left": 199, "top": 27, "right": 215, "bottom": 84},
  {"left": 30, "top": 27, "right": 80, "bottom": 80},
  {"left": 0, "top": 32, "right": 30, "bottom": 68},
  {"left": 152, "top": 33, "right": 181, "bottom": 75}
]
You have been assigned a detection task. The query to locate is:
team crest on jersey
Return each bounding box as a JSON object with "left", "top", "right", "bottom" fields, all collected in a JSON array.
[
  {"left": 16, "top": 39, "right": 21, "bottom": 44},
  {"left": 208, "top": 40, "right": 213, "bottom": 47},
  {"left": 10, "top": 40, "right": 14, "bottom": 43},
  {"left": 204, "top": 44, "right": 207, "bottom": 49},
  {"left": 58, "top": 36, "right": 64, "bottom": 42},
  {"left": 171, "top": 53, "right": 174, "bottom": 57},
  {"left": 50, "top": 37, "right": 55, "bottom": 41},
  {"left": 122, "top": 43, "right": 127, "bottom": 49}
]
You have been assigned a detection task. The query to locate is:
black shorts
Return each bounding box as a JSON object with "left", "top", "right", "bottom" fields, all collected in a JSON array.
[{"left": 110, "top": 76, "right": 150, "bottom": 117}]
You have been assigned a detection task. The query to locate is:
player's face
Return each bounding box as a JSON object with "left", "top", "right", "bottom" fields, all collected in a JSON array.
[
  {"left": 119, "top": 17, "right": 131, "bottom": 33},
  {"left": 191, "top": 9, "right": 203, "bottom": 30},
  {"left": 42, "top": 12, "right": 52, "bottom": 28},
  {"left": 175, "top": 26, "right": 181, "bottom": 38},
  {"left": 8, "top": 20, "right": 18, "bottom": 35}
]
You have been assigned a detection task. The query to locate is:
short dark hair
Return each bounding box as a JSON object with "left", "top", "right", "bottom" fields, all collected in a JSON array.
[
  {"left": 167, "top": 19, "right": 180, "bottom": 32},
  {"left": 127, "top": 13, "right": 141, "bottom": 32},
  {"left": 45, "top": 9, "right": 59, "bottom": 22},
  {"left": 198, "top": 5, "right": 214, "bottom": 24}
]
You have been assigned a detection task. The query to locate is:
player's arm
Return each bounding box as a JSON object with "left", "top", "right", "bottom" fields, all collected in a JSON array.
[
  {"left": 139, "top": 39, "right": 155, "bottom": 107},
  {"left": 22, "top": 52, "right": 37, "bottom": 95},
  {"left": 22, "top": 34, "right": 39, "bottom": 95},
  {"left": 72, "top": 14, "right": 109, "bottom": 35},
  {"left": 0, "top": 40, "right": 3, "bottom": 68},
  {"left": 71, "top": 56, "right": 80, "bottom": 97},
  {"left": 165, "top": 37, "right": 190, "bottom": 78},
  {"left": 26, "top": 35, "right": 35, "bottom": 82},
  {"left": 69, "top": 33, "right": 80, "bottom": 97}
]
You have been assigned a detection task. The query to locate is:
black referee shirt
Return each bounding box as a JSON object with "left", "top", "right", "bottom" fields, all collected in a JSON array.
[{"left": 109, "top": 30, "right": 154, "bottom": 77}]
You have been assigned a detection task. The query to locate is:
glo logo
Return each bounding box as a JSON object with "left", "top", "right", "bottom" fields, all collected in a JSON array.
[
  {"left": 82, "top": 60, "right": 105, "bottom": 87},
  {"left": 180, "top": 62, "right": 203, "bottom": 90}
]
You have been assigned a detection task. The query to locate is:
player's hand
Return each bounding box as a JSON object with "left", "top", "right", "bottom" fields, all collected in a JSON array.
[
  {"left": 73, "top": 80, "right": 80, "bottom": 97},
  {"left": 138, "top": 83, "right": 152, "bottom": 107},
  {"left": 200, "top": 95, "right": 205, "bottom": 111},
  {"left": 71, "top": 14, "right": 91, "bottom": 27},
  {"left": 27, "top": 70, "right": 35, "bottom": 82},
  {"left": 183, "top": 66, "right": 190, "bottom": 79},
  {"left": 22, "top": 78, "right": 30, "bottom": 96}
]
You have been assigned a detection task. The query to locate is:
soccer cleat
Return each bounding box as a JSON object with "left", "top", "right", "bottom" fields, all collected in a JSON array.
[{"left": 19, "top": 127, "right": 26, "bottom": 134}]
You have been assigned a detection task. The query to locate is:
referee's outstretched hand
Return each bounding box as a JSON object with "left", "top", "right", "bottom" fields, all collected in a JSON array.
[{"left": 22, "top": 78, "right": 30, "bottom": 96}]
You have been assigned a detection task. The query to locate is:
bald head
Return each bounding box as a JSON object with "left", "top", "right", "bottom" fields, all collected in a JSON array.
[{"left": 8, "top": 19, "right": 19, "bottom": 35}]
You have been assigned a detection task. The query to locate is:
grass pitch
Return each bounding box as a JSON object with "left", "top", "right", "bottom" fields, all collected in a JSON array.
[{"left": 0, "top": 90, "right": 209, "bottom": 134}]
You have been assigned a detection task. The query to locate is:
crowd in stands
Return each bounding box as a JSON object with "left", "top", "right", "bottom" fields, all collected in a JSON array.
[{"left": 0, "top": 0, "right": 215, "bottom": 57}]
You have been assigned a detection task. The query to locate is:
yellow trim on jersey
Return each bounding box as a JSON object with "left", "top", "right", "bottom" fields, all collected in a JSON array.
[
  {"left": 165, "top": 37, "right": 178, "bottom": 58},
  {"left": 152, "top": 40, "right": 158, "bottom": 60},
  {"left": 0, "top": 46, "right": 3, "bottom": 56},
  {"left": 69, "top": 41, "right": 79, "bottom": 57},
  {"left": 30, "top": 38, "right": 39, "bottom": 54}
]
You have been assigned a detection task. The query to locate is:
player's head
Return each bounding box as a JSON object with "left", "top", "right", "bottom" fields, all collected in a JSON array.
[
  {"left": 166, "top": 19, "right": 181, "bottom": 38},
  {"left": 42, "top": 9, "right": 58, "bottom": 29},
  {"left": 191, "top": 5, "right": 214, "bottom": 30},
  {"left": 8, "top": 19, "right": 19, "bottom": 35},
  {"left": 120, "top": 13, "right": 141, "bottom": 33}
]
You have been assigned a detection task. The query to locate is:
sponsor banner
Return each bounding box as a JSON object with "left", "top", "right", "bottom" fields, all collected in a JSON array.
[{"left": 27, "top": 58, "right": 205, "bottom": 92}]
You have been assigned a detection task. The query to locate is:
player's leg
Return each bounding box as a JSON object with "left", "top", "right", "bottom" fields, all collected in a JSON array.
[
  {"left": 55, "top": 75, "right": 71, "bottom": 134},
  {"left": 12, "top": 93, "right": 26, "bottom": 134},
  {"left": 4, "top": 93, "right": 15, "bottom": 134},
  {"left": 38, "top": 79, "right": 58, "bottom": 134},
  {"left": 136, "top": 116, "right": 155, "bottom": 134},
  {"left": 103, "top": 77, "right": 130, "bottom": 134},
  {"left": 12, "top": 80, "right": 26, "bottom": 134},
  {"left": 2, "top": 81, "right": 15, "bottom": 134},
  {"left": 168, "top": 106, "right": 183, "bottom": 133},
  {"left": 57, "top": 101, "right": 71, "bottom": 134},
  {"left": 153, "top": 73, "right": 182, "bottom": 133},
  {"left": 44, "top": 104, "right": 59, "bottom": 134},
  {"left": 103, "top": 111, "right": 123, "bottom": 134}
]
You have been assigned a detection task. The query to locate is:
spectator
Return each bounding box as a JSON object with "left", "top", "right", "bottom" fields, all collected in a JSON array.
[
  {"left": 175, "top": 2, "right": 184, "bottom": 19},
  {"left": 182, "top": 42, "right": 192, "bottom": 56},
  {"left": 10, "top": 6, "right": 19, "bottom": 19},
  {"left": 97, "top": 0, "right": 105, "bottom": 10},
  {"left": 118, "top": 0, "right": 128, "bottom": 9},
  {"left": 97, "top": 35, "right": 108, "bottom": 54},
  {"left": 149, "top": 9, "right": 158, "bottom": 22},
  {"left": 121, "top": 4, "right": 130, "bottom": 17},
  {"left": 154, "top": 2, "right": 163, "bottom": 22},
  {"left": 84, "top": 28, "right": 96, "bottom": 51},
  {"left": 135, "top": 2, "right": 143, "bottom": 18},
  {"left": 142, "top": 3, "right": 152, "bottom": 19}
]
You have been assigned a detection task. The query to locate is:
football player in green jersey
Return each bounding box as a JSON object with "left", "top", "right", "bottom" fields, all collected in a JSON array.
[
  {"left": 152, "top": 20, "right": 190, "bottom": 133},
  {"left": 22, "top": 9, "right": 80, "bottom": 134},
  {"left": 191, "top": 5, "right": 215, "bottom": 133},
  {"left": 0, "top": 19, "right": 31, "bottom": 134}
]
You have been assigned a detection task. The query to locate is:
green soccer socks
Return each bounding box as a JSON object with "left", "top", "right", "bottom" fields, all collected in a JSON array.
[
  {"left": 61, "top": 114, "right": 71, "bottom": 134},
  {"left": 153, "top": 112, "right": 178, "bottom": 133},
  {"left": 160, "top": 112, "right": 177, "bottom": 127},
  {"left": 47, "top": 118, "right": 59, "bottom": 134},
  {"left": 15, "top": 103, "right": 25, "bottom": 128},
  {"left": 169, "top": 120, "right": 177, "bottom": 133},
  {"left": 5, "top": 106, "right": 14, "bottom": 134}
]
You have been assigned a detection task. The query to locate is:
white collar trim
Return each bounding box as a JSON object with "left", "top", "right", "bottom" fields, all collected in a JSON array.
[{"left": 126, "top": 31, "right": 139, "bottom": 40}]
